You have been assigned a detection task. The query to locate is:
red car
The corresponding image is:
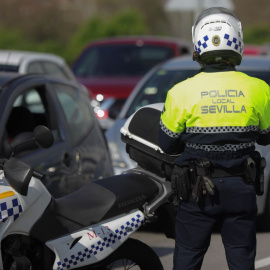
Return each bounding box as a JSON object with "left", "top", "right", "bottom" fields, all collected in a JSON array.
[
  {"left": 72, "top": 36, "right": 192, "bottom": 129},
  {"left": 244, "top": 44, "right": 270, "bottom": 55}
]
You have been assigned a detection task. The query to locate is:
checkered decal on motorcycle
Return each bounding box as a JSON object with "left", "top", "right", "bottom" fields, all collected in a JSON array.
[
  {"left": 0, "top": 198, "right": 23, "bottom": 222},
  {"left": 56, "top": 214, "right": 144, "bottom": 270},
  {"left": 195, "top": 35, "right": 209, "bottom": 53}
]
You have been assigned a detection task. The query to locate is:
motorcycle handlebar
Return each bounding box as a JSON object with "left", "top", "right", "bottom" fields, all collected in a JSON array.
[
  {"left": 0, "top": 158, "right": 44, "bottom": 180},
  {"left": 32, "top": 170, "right": 44, "bottom": 180}
]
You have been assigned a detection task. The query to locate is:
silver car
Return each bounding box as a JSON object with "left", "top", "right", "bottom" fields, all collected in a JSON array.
[
  {"left": 106, "top": 55, "right": 270, "bottom": 228},
  {"left": 0, "top": 50, "right": 77, "bottom": 82}
]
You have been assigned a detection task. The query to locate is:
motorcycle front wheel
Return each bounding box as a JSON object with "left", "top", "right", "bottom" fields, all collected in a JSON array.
[{"left": 92, "top": 238, "right": 164, "bottom": 270}]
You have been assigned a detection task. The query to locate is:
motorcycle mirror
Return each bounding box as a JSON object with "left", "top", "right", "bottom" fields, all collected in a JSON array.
[
  {"left": 11, "top": 126, "right": 54, "bottom": 156},
  {"left": 34, "top": 125, "right": 54, "bottom": 149}
]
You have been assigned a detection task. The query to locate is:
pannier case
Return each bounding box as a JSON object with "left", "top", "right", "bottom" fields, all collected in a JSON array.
[{"left": 121, "top": 103, "right": 180, "bottom": 180}]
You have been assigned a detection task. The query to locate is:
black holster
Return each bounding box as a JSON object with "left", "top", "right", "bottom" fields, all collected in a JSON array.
[
  {"left": 243, "top": 157, "right": 257, "bottom": 185},
  {"left": 190, "top": 158, "right": 215, "bottom": 202},
  {"left": 256, "top": 157, "right": 266, "bottom": 196},
  {"left": 171, "top": 166, "right": 191, "bottom": 202},
  {"left": 171, "top": 158, "right": 216, "bottom": 203},
  {"left": 243, "top": 151, "right": 266, "bottom": 196}
]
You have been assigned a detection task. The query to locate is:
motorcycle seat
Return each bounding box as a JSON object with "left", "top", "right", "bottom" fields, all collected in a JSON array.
[{"left": 30, "top": 173, "right": 159, "bottom": 242}]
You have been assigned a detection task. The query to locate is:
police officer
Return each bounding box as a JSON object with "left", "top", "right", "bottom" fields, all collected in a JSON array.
[{"left": 159, "top": 7, "right": 270, "bottom": 270}]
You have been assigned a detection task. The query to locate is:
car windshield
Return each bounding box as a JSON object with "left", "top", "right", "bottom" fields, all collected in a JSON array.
[
  {"left": 72, "top": 44, "right": 174, "bottom": 77},
  {"left": 125, "top": 69, "right": 199, "bottom": 117},
  {"left": 125, "top": 68, "right": 270, "bottom": 118}
]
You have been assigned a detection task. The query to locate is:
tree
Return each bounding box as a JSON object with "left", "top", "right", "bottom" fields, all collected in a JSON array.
[{"left": 65, "top": 9, "right": 149, "bottom": 63}]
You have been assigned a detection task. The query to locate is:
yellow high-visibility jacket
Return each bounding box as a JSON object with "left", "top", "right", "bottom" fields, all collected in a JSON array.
[{"left": 159, "top": 68, "right": 270, "bottom": 163}]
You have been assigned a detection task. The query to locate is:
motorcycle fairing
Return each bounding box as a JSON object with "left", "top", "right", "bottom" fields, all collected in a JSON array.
[
  {"left": 0, "top": 171, "right": 51, "bottom": 269},
  {"left": 0, "top": 172, "right": 23, "bottom": 225},
  {"left": 2, "top": 174, "right": 51, "bottom": 238},
  {"left": 46, "top": 210, "right": 144, "bottom": 270},
  {"left": 0, "top": 190, "right": 23, "bottom": 270},
  {"left": 0, "top": 172, "right": 24, "bottom": 242},
  {"left": 0, "top": 191, "right": 22, "bottom": 223}
]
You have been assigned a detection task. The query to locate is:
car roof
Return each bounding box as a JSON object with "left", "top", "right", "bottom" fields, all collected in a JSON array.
[
  {"left": 160, "top": 55, "right": 270, "bottom": 71},
  {"left": 0, "top": 72, "right": 78, "bottom": 90},
  {"left": 0, "top": 50, "right": 65, "bottom": 66}
]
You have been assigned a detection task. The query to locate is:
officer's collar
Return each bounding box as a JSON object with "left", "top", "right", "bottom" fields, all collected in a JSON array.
[{"left": 200, "top": 63, "right": 236, "bottom": 73}]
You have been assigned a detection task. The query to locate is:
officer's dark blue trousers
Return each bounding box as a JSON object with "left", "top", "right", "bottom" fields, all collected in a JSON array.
[{"left": 173, "top": 177, "right": 257, "bottom": 270}]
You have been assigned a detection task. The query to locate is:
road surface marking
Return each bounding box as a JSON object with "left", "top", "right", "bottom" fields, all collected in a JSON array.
[
  {"left": 225, "top": 257, "right": 270, "bottom": 270},
  {"left": 255, "top": 257, "right": 270, "bottom": 269}
]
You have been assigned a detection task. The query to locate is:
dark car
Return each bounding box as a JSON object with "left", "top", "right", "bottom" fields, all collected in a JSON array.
[
  {"left": 106, "top": 55, "right": 270, "bottom": 228},
  {"left": 72, "top": 36, "right": 192, "bottom": 130},
  {"left": 0, "top": 73, "right": 114, "bottom": 198}
]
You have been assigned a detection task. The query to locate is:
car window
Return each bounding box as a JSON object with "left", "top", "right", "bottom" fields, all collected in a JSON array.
[
  {"left": 27, "top": 62, "right": 45, "bottom": 74},
  {"left": 0, "top": 65, "right": 19, "bottom": 72},
  {"left": 54, "top": 84, "right": 94, "bottom": 145},
  {"left": 28, "top": 61, "right": 69, "bottom": 80},
  {"left": 14, "top": 89, "right": 45, "bottom": 113},
  {"left": 126, "top": 69, "right": 199, "bottom": 117},
  {"left": 5, "top": 86, "right": 60, "bottom": 151},
  {"left": 73, "top": 44, "right": 174, "bottom": 77},
  {"left": 42, "top": 62, "right": 69, "bottom": 80}
]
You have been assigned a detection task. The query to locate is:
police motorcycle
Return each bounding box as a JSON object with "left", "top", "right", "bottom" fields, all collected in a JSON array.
[{"left": 0, "top": 103, "right": 179, "bottom": 270}]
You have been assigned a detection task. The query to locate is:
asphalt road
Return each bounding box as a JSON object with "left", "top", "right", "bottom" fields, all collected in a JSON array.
[{"left": 133, "top": 227, "right": 270, "bottom": 270}]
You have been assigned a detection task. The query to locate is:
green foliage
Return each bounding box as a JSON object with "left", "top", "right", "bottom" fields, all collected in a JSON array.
[
  {"left": 34, "top": 41, "right": 64, "bottom": 56},
  {"left": 244, "top": 24, "right": 270, "bottom": 44},
  {"left": 0, "top": 0, "right": 168, "bottom": 65},
  {"left": 0, "top": 25, "right": 30, "bottom": 50},
  {"left": 64, "top": 9, "right": 148, "bottom": 63},
  {"left": 0, "top": 8, "right": 149, "bottom": 64},
  {"left": 0, "top": 24, "right": 66, "bottom": 57},
  {"left": 106, "top": 9, "right": 147, "bottom": 36}
]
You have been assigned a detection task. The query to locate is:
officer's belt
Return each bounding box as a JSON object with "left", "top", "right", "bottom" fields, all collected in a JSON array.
[{"left": 209, "top": 167, "right": 244, "bottom": 178}]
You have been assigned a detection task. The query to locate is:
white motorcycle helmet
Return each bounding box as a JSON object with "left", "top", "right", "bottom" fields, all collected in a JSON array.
[{"left": 192, "top": 7, "right": 244, "bottom": 66}]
